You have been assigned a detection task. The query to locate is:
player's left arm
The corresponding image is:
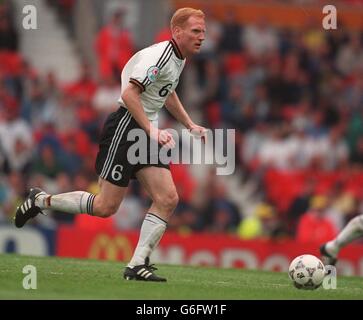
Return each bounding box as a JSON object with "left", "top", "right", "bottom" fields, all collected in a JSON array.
[{"left": 165, "top": 91, "right": 207, "bottom": 137}]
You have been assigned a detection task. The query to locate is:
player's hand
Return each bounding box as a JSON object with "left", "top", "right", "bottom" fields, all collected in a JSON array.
[
  {"left": 150, "top": 127, "right": 175, "bottom": 149},
  {"left": 159, "top": 129, "right": 176, "bottom": 149},
  {"left": 189, "top": 124, "right": 208, "bottom": 144}
]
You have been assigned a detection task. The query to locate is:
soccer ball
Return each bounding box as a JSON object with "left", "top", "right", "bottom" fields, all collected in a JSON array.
[{"left": 288, "top": 254, "right": 326, "bottom": 290}]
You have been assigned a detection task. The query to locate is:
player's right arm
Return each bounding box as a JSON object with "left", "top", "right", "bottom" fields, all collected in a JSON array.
[
  {"left": 121, "top": 83, "right": 175, "bottom": 148},
  {"left": 121, "top": 83, "right": 152, "bottom": 135}
]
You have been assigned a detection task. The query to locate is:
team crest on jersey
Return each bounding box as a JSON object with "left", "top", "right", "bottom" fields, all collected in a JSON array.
[{"left": 147, "top": 66, "right": 160, "bottom": 82}]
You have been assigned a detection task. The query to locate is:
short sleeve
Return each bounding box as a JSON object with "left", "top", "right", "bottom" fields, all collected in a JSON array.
[{"left": 129, "top": 46, "right": 164, "bottom": 92}]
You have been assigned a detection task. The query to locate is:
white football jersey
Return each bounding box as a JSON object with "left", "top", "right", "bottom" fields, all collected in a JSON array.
[{"left": 118, "top": 39, "right": 186, "bottom": 121}]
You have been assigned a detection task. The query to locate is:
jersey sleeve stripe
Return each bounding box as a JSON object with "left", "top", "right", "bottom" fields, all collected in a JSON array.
[{"left": 130, "top": 78, "right": 145, "bottom": 92}]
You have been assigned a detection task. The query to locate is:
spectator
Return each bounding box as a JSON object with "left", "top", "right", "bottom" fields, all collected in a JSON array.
[
  {"left": 287, "top": 179, "right": 316, "bottom": 235},
  {"left": 257, "top": 125, "right": 296, "bottom": 170},
  {"left": 350, "top": 136, "right": 363, "bottom": 167},
  {"left": 0, "top": 105, "right": 33, "bottom": 174},
  {"left": 237, "top": 202, "right": 279, "bottom": 239},
  {"left": 92, "top": 75, "right": 120, "bottom": 118},
  {"left": 335, "top": 33, "right": 363, "bottom": 76},
  {"left": 243, "top": 18, "right": 278, "bottom": 59},
  {"left": 196, "top": 179, "right": 241, "bottom": 232},
  {"left": 32, "top": 144, "right": 63, "bottom": 179},
  {"left": 20, "top": 76, "right": 47, "bottom": 129},
  {"left": 44, "top": 93, "right": 79, "bottom": 134},
  {"left": 65, "top": 62, "right": 97, "bottom": 100},
  {"left": 95, "top": 9, "right": 134, "bottom": 79},
  {"left": 154, "top": 15, "right": 172, "bottom": 43},
  {"left": 0, "top": 14, "right": 18, "bottom": 51},
  {"left": 218, "top": 11, "right": 242, "bottom": 53},
  {"left": 296, "top": 195, "right": 338, "bottom": 243}
]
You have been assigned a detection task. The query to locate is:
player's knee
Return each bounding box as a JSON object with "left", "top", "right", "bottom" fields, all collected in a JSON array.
[
  {"left": 160, "top": 191, "right": 179, "bottom": 212},
  {"left": 98, "top": 202, "right": 119, "bottom": 218}
]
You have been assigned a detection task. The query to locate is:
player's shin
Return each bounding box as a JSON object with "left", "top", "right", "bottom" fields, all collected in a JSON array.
[
  {"left": 128, "top": 213, "right": 167, "bottom": 267},
  {"left": 35, "top": 191, "right": 96, "bottom": 215}
]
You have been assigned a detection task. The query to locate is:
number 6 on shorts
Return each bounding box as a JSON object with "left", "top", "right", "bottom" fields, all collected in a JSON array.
[{"left": 111, "top": 165, "right": 124, "bottom": 181}]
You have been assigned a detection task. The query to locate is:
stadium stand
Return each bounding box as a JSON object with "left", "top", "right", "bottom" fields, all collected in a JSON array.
[{"left": 0, "top": 0, "right": 363, "bottom": 246}]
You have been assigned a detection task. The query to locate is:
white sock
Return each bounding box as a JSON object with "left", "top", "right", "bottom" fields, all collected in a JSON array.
[
  {"left": 35, "top": 191, "right": 96, "bottom": 215},
  {"left": 128, "top": 213, "right": 167, "bottom": 268},
  {"left": 326, "top": 215, "right": 363, "bottom": 257}
]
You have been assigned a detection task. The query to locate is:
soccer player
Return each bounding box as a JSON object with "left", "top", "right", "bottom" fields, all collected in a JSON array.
[
  {"left": 320, "top": 215, "right": 363, "bottom": 265},
  {"left": 15, "top": 7, "right": 207, "bottom": 282}
]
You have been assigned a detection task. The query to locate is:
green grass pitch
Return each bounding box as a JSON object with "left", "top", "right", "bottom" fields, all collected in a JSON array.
[{"left": 0, "top": 254, "right": 362, "bottom": 300}]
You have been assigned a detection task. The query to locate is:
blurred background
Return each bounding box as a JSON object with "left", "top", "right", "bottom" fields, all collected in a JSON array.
[{"left": 1, "top": 0, "right": 363, "bottom": 275}]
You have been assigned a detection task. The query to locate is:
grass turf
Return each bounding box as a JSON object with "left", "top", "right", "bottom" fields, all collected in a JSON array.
[{"left": 0, "top": 254, "right": 362, "bottom": 300}]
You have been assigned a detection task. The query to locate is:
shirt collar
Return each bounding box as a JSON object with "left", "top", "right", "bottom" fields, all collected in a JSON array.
[{"left": 170, "top": 38, "right": 184, "bottom": 60}]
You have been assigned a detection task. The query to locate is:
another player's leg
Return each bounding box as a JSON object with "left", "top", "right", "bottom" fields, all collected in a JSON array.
[
  {"left": 123, "top": 166, "right": 178, "bottom": 282},
  {"left": 320, "top": 215, "right": 363, "bottom": 265},
  {"left": 14, "top": 178, "right": 127, "bottom": 228}
]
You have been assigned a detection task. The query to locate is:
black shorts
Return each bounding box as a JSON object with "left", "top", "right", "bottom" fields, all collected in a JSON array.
[{"left": 95, "top": 107, "right": 170, "bottom": 187}]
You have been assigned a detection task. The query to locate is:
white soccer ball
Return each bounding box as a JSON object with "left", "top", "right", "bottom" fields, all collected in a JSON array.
[{"left": 288, "top": 254, "right": 326, "bottom": 290}]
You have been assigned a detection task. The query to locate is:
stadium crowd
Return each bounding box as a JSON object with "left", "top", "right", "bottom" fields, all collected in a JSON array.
[{"left": 1, "top": 1, "right": 363, "bottom": 244}]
